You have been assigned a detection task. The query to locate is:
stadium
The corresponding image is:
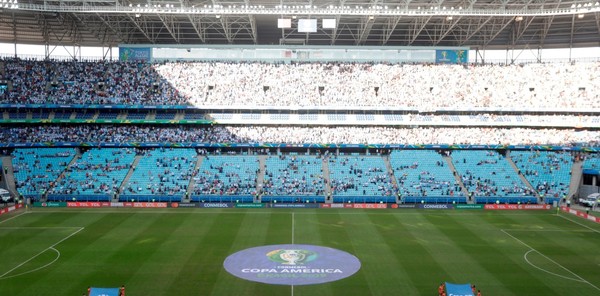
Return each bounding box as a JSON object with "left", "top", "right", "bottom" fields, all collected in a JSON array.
[{"left": 0, "top": 1, "right": 599, "bottom": 295}]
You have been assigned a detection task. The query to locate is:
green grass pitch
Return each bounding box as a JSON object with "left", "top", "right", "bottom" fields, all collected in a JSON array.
[{"left": 0, "top": 208, "right": 599, "bottom": 295}]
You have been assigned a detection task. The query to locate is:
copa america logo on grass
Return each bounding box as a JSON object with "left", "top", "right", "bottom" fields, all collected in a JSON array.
[
  {"left": 223, "top": 244, "right": 361, "bottom": 285},
  {"left": 266, "top": 249, "right": 318, "bottom": 265}
]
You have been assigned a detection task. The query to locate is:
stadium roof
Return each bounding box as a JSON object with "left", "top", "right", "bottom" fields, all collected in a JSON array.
[{"left": 0, "top": 0, "right": 598, "bottom": 49}]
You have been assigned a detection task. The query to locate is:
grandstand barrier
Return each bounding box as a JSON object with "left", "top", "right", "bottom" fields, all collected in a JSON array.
[
  {"left": 0, "top": 119, "right": 212, "bottom": 125},
  {"left": 21, "top": 194, "right": 42, "bottom": 201},
  {"left": 190, "top": 195, "right": 254, "bottom": 203},
  {"left": 47, "top": 194, "right": 111, "bottom": 202},
  {"left": 4, "top": 142, "right": 600, "bottom": 151},
  {"left": 261, "top": 196, "right": 325, "bottom": 203},
  {"left": 332, "top": 196, "right": 396, "bottom": 203},
  {"left": 401, "top": 197, "right": 467, "bottom": 204},
  {"left": 474, "top": 197, "right": 538, "bottom": 204},
  {"left": 544, "top": 197, "right": 562, "bottom": 205},
  {"left": 119, "top": 194, "right": 182, "bottom": 202}
]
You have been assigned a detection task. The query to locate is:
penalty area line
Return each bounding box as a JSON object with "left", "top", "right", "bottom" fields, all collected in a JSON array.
[
  {"left": 0, "top": 211, "right": 29, "bottom": 224},
  {"left": 0, "top": 227, "right": 84, "bottom": 279},
  {"left": 501, "top": 229, "right": 600, "bottom": 292},
  {"left": 555, "top": 213, "right": 600, "bottom": 234},
  {"left": 0, "top": 247, "right": 61, "bottom": 280}
]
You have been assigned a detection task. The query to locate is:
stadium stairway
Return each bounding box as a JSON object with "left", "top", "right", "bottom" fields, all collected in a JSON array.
[
  {"left": 45, "top": 149, "right": 82, "bottom": 202},
  {"left": 184, "top": 155, "right": 205, "bottom": 203},
  {"left": 321, "top": 156, "right": 332, "bottom": 203},
  {"left": 505, "top": 151, "right": 539, "bottom": 203},
  {"left": 444, "top": 153, "right": 472, "bottom": 203},
  {"left": 115, "top": 154, "right": 142, "bottom": 202},
  {"left": 1, "top": 155, "right": 18, "bottom": 198},
  {"left": 568, "top": 158, "right": 583, "bottom": 200},
  {"left": 256, "top": 155, "right": 266, "bottom": 202},
  {"left": 382, "top": 154, "right": 399, "bottom": 203}
]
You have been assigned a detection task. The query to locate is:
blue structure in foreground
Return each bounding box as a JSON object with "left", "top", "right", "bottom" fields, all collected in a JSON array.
[
  {"left": 445, "top": 282, "right": 474, "bottom": 296},
  {"left": 89, "top": 287, "right": 120, "bottom": 296}
]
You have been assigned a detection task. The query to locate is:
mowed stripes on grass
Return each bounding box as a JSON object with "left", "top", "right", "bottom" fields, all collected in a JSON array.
[{"left": 0, "top": 209, "right": 599, "bottom": 296}]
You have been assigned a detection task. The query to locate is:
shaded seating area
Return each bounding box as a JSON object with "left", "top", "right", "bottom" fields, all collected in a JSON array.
[
  {"left": 389, "top": 150, "right": 466, "bottom": 204},
  {"left": 511, "top": 150, "right": 573, "bottom": 204},
  {"left": 191, "top": 155, "right": 259, "bottom": 202},
  {"left": 121, "top": 148, "right": 196, "bottom": 202},
  {"left": 452, "top": 150, "right": 536, "bottom": 204},
  {"left": 48, "top": 148, "right": 135, "bottom": 202},
  {"left": 12, "top": 148, "right": 76, "bottom": 201},
  {"left": 261, "top": 154, "right": 325, "bottom": 203},
  {"left": 329, "top": 155, "right": 396, "bottom": 203}
]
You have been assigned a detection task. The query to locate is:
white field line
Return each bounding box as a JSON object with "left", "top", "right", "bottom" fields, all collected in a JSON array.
[
  {"left": 501, "top": 229, "right": 600, "bottom": 292},
  {"left": 291, "top": 211, "right": 295, "bottom": 296},
  {"left": 523, "top": 250, "right": 584, "bottom": 282},
  {"left": 0, "top": 227, "right": 84, "bottom": 279},
  {"left": 0, "top": 211, "right": 29, "bottom": 224},
  {"left": 502, "top": 229, "right": 594, "bottom": 232},
  {"left": 0, "top": 248, "right": 61, "bottom": 280},
  {"left": 292, "top": 212, "right": 295, "bottom": 245},
  {"left": 556, "top": 213, "right": 600, "bottom": 234},
  {"left": 0, "top": 226, "right": 83, "bottom": 229}
]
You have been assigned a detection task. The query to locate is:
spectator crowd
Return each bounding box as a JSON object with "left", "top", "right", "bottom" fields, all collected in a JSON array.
[
  {"left": 0, "top": 125, "right": 598, "bottom": 146},
  {"left": 1, "top": 58, "right": 598, "bottom": 109}
]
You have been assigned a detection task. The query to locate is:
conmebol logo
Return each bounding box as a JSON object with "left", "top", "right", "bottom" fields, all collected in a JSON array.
[{"left": 202, "top": 203, "right": 230, "bottom": 208}]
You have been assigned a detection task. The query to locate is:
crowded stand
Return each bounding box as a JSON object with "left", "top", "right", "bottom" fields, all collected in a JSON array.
[
  {"left": 0, "top": 125, "right": 243, "bottom": 143},
  {"left": 389, "top": 150, "right": 466, "bottom": 203},
  {"left": 191, "top": 155, "right": 258, "bottom": 202},
  {"left": 510, "top": 151, "right": 573, "bottom": 204},
  {"left": 12, "top": 148, "right": 76, "bottom": 200},
  {"left": 120, "top": 148, "right": 196, "bottom": 202},
  {"left": 261, "top": 154, "right": 325, "bottom": 202},
  {"left": 451, "top": 150, "right": 537, "bottom": 204},
  {"left": 4, "top": 109, "right": 600, "bottom": 128},
  {"left": 1, "top": 58, "right": 599, "bottom": 109},
  {"left": 0, "top": 125, "right": 598, "bottom": 146},
  {"left": 2, "top": 57, "right": 597, "bottom": 206},
  {"left": 1, "top": 59, "right": 187, "bottom": 105},
  {"left": 328, "top": 155, "right": 396, "bottom": 203}
]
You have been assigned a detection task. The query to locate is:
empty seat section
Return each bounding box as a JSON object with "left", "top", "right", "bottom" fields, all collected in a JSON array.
[
  {"left": 329, "top": 155, "right": 394, "bottom": 203},
  {"left": 389, "top": 150, "right": 466, "bottom": 203},
  {"left": 452, "top": 150, "right": 535, "bottom": 204},
  {"left": 121, "top": 148, "right": 196, "bottom": 202},
  {"left": 50, "top": 148, "right": 135, "bottom": 201},
  {"left": 261, "top": 155, "right": 325, "bottom": 203},
  {"left": 511, "top": 150, "right": 573, "bottom": 204},
  {"left": 12, "top": 148, "right": 76, "bottom": 201},
  {"left": 191, "top": 155, "right": 258, "bottom": 202}
]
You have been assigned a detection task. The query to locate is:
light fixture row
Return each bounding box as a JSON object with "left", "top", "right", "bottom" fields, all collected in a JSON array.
[{"left": 6, "top": 1, "right": 600, "bottom": 16}]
